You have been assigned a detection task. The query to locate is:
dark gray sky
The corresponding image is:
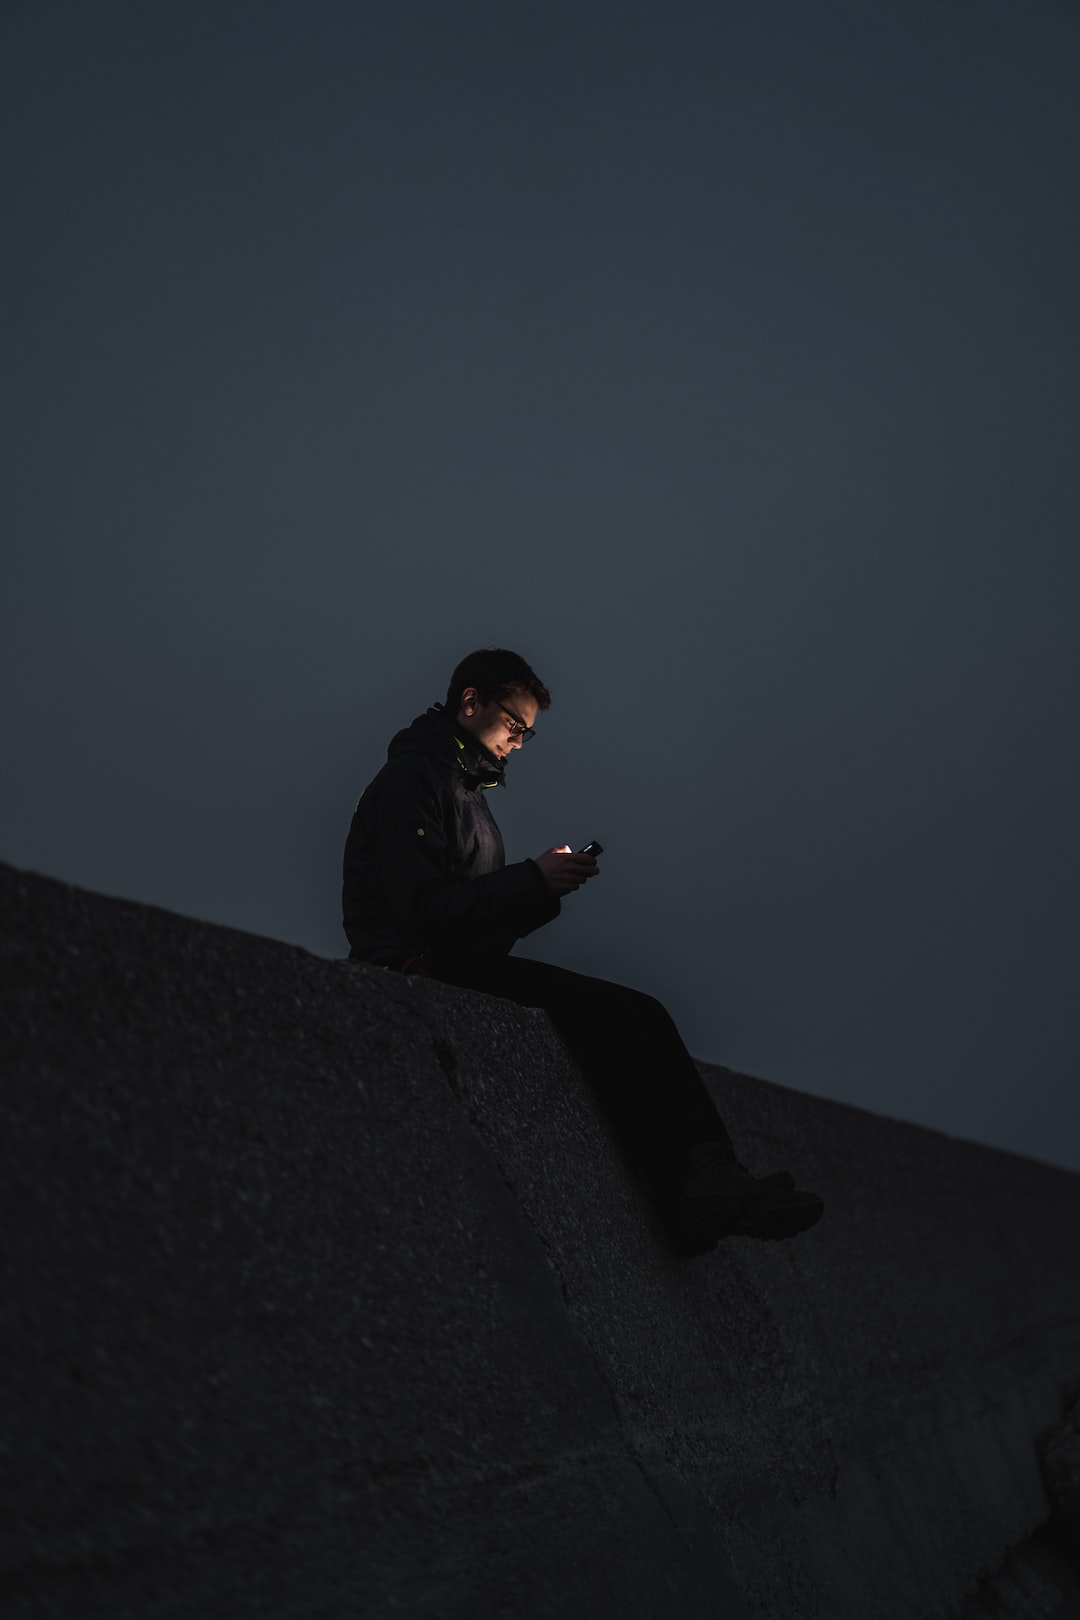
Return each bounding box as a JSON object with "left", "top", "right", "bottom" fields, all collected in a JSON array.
[{"left": 4, "top": 1, "right": 1078, "bottom": 1172}]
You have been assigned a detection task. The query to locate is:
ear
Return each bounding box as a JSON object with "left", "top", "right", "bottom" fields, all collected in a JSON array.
[{"left": 460, "top": 685, "right": 480, "bottom": 716}]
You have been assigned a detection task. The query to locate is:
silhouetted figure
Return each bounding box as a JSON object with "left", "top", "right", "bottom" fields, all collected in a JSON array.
[{"left": 343, "top": 648, "right": 823, "bottom": 1254}]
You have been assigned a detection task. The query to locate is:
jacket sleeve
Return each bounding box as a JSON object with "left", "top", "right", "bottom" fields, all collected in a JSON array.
[{"left": 368, "top": 762, "right": 559, "bottom": 949}]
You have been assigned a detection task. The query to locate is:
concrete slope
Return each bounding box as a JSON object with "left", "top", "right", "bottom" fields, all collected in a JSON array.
[{"left": 2, "top": 860, "right": 1079, "bottom": 1619}]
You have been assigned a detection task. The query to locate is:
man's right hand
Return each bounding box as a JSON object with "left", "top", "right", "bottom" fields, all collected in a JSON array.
[{"left": 533, "top": 845, "right": 600, "bottom": 896}]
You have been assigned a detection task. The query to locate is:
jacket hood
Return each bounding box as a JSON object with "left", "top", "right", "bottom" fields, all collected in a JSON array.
[{"left": 387, "top": 705, "right": 505, "bottom": 789}]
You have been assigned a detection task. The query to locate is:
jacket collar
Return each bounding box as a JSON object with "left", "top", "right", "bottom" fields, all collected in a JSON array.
[{"left": 433, "top": 704, "right": 505, "bottom": 790}]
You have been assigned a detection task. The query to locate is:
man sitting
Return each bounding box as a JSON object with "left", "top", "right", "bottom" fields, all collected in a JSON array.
[{"left": 343, "top": 647, "right": 824, "bottom": 1256}]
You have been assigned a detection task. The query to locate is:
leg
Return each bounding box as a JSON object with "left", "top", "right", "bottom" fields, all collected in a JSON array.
[
  {"left": 423, "top": 951, "right": 734, "bottom": 1187},
  {"left": 424, "top": 949, "right": 826, "bottom": 1255}
]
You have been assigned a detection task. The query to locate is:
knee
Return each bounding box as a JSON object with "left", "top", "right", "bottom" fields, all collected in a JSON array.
[{"left": 625, "top": 987, "right": 676, "bottom": 1031}]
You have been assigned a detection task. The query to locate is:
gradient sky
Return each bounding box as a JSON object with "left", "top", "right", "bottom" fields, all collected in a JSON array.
[{"left": 4, "top": 1, "right": 1078, "bottom": 1172}]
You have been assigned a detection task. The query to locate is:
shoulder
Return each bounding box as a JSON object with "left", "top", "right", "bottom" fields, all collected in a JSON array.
[{"left": 370, "top": 750, "right": 459, "bottom": 807}]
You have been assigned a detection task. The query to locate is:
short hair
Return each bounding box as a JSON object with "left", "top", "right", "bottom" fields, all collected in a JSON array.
[{"left": 446, "top": 648, "right": 552, "bottom": 715}]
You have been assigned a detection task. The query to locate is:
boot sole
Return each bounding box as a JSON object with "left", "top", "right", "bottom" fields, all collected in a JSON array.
[{"left": 679, "top": 1191, "right": 825, "bottom": 1247}]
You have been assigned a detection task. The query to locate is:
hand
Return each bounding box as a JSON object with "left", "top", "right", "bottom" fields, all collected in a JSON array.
[{"left": 533, "top": 845, "right": 600, "bottom": 896}]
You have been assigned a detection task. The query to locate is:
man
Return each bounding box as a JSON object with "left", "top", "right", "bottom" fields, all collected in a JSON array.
[{"left": 343, "top": 648, "right": 823, "bottom": 1255}]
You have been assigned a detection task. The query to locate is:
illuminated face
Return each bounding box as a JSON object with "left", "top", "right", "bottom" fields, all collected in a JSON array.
[{"left": 456, "top": 686, "right": 539, "bottom": 762}]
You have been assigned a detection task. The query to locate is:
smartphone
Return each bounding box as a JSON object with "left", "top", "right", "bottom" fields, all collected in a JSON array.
[{"left": 579, "top": 840, "right": 604, "bottom": 858}]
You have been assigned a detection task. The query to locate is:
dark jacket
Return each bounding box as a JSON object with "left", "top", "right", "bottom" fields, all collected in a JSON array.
[{"left": 342, "top": 705, "right": 560, "bottom": 964}]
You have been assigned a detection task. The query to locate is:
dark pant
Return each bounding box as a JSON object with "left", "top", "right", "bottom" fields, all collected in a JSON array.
[{"left": 422, "top": 950, "right": 735, "bottom": 1194}]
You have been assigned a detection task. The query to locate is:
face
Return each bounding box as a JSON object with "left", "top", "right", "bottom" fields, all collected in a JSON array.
[{"left": 456, "top": 686, "right": 539, "bottom": 761}]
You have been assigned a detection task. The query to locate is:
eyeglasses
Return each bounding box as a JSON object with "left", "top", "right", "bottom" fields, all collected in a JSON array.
[{"left": 493, "top": 698, "right": 536, "bottom": 743}]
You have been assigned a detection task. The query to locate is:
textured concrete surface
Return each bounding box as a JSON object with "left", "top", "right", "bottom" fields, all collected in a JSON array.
[{"left": 3, "top": 860, "right": 1080, "bottom": 1619}]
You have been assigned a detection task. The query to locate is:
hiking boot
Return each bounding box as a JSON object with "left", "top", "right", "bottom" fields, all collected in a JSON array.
[{"left": 673, "top": 1153, "right": 825, "bottom": 1255}]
